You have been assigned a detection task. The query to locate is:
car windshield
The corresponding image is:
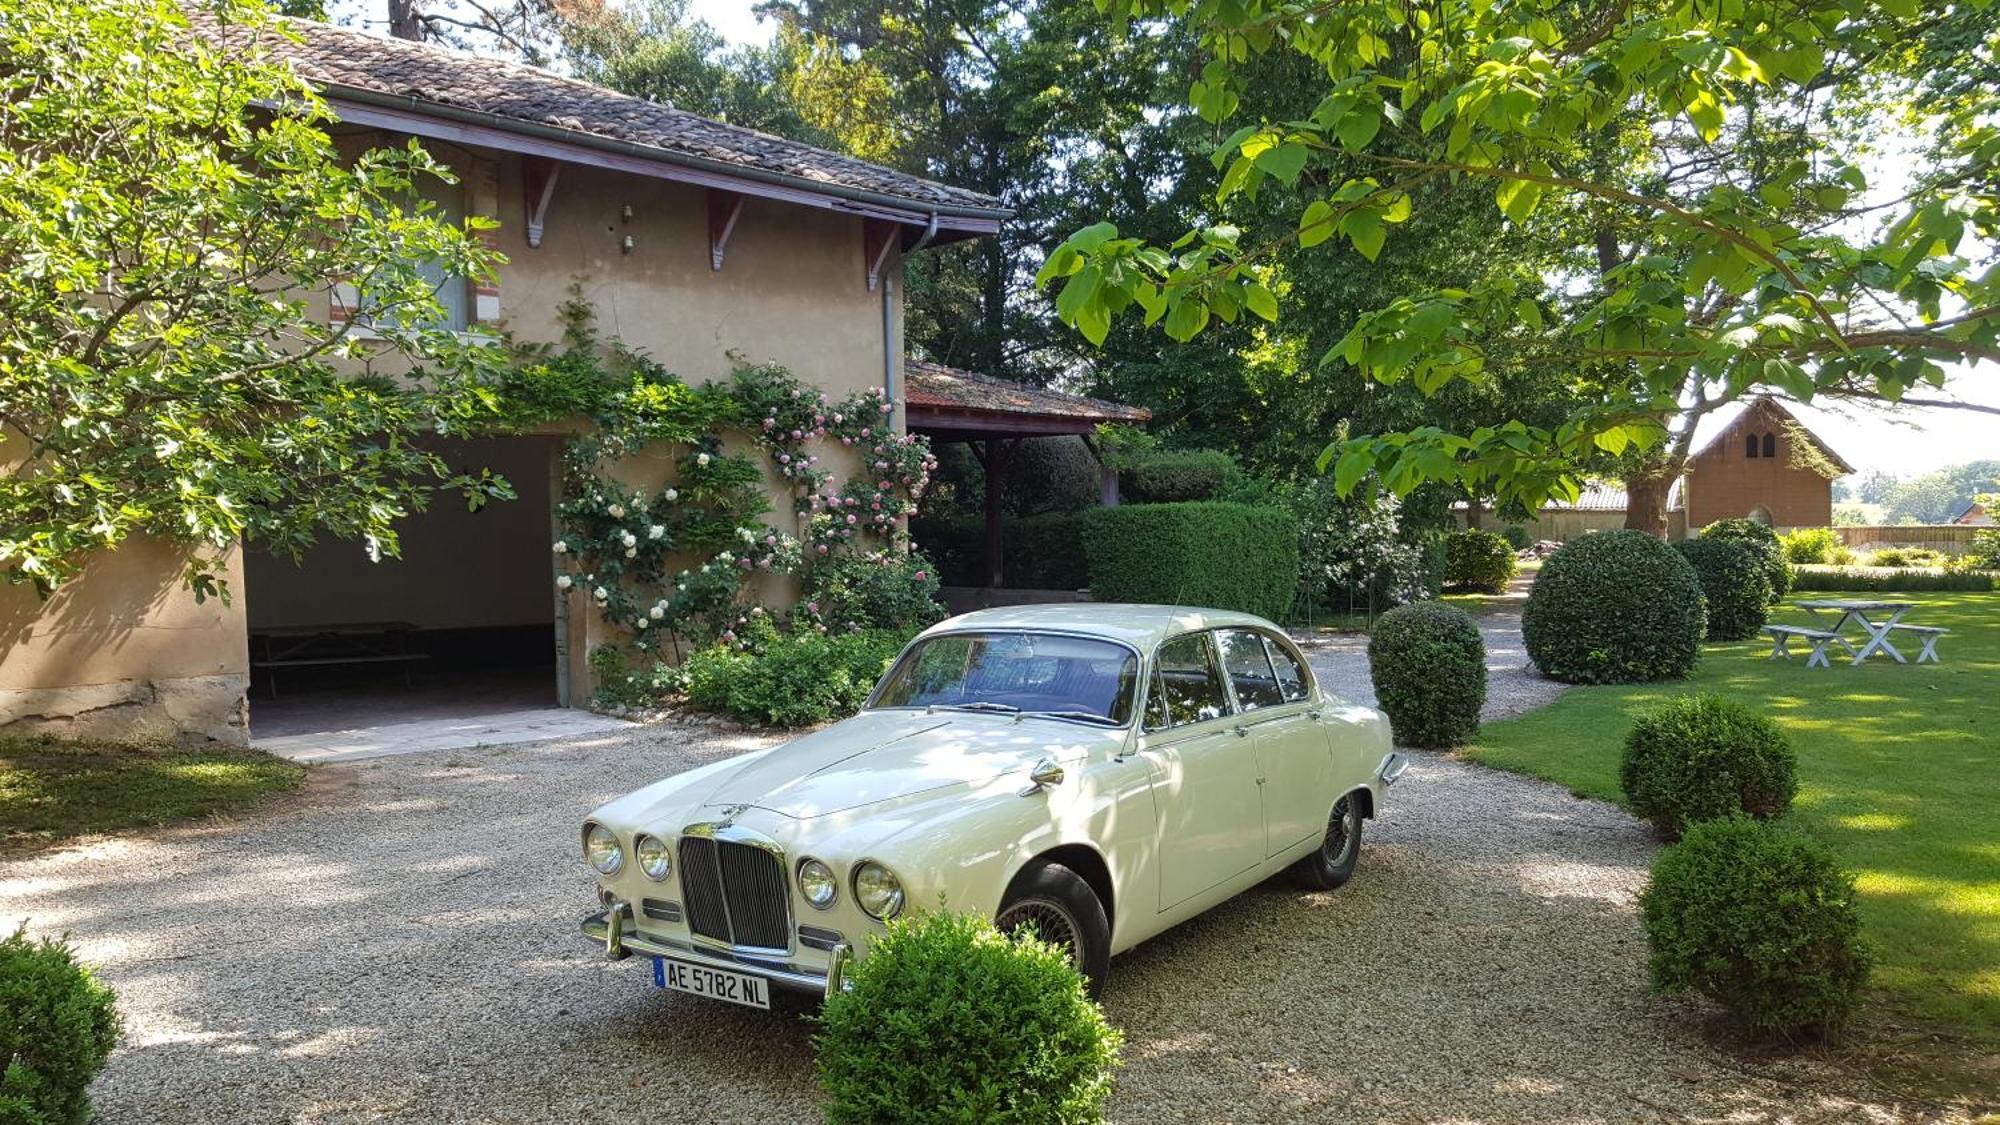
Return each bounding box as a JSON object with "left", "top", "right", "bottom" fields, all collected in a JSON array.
[{"left": 871, "top": 632, "right": 1140, "bottom": 726}]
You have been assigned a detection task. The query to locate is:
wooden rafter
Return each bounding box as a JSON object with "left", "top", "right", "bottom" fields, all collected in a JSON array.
[
  {"left": 522, "top": 157, "right": 560, "bottom": 249},
  {"left": 708, "top": 188, "right": 744, "bottom": 271},
  {"left": 864, "top": 218, "right": 899, "bottom": 291}
]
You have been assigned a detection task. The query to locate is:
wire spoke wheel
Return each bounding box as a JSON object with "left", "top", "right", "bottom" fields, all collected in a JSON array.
[
  {"left": 1322, "top": 796, "right": 1355, "bottom": 867},
  {"left": 997, "top": 898, "right": 1085, "bottom": 966}
]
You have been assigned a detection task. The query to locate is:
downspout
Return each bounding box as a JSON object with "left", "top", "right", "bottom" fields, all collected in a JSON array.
[{"left": 882, "top": 210, "right": 941, "bottom": 405}]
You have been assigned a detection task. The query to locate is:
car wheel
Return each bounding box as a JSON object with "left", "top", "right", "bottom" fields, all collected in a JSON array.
[
  {"left": 1293, "top": 791, "right": 1364, "bottom": 890},
  {"left": 996, "top": 862, "right": 1111, "bottom": 998}
]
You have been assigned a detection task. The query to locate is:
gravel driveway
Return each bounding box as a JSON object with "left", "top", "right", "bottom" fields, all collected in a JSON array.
[{"left": 4, "top": 713, "right": 1942, "bottom": 1122}]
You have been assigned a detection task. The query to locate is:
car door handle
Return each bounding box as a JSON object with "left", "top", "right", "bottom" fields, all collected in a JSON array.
[{"left": 1232, "top": 724, "right": 1249, "bottom": 738}]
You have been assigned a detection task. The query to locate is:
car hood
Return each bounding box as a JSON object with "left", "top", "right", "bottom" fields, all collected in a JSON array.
[{"left": 688, "top": 709, "right": 1126, "bottom": 820}]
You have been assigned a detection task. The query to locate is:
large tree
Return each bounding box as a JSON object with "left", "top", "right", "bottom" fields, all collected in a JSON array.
[
  {"left": 0, "top": 0, "right": 509, "bottom": 596},
  {"left": 1038, "top": 0, "right": 2000, "bottom": 526}
]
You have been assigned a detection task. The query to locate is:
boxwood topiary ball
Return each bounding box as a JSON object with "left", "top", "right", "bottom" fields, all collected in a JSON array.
[
  {"left": 1368, "top": 601, "right": 1487, "bottom": 748},
  {"left": 1700, "top": 517, "right": 1792, "bottom": 603},
  {"left": 1522, "top": 530, "right": 1706, "bottom": 684},
  {"left": 1620, "top": 693, "right": 1796, "bottom": 837},
  {"left": 1640, "top": 817, "right": 1870, "bottom": 1038},
  {"left": 1674, "top": 538, "right": 1773, "bottom": 641},
  {"left": 1443, "top": 528, "right": 1518, "bottom": 595}
]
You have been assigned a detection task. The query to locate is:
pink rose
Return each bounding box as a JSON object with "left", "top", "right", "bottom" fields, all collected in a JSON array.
[{"left": 914, "top": 571, "right": 927, "bottom": 581}]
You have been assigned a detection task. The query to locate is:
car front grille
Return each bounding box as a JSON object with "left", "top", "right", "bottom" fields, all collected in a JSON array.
[{"left": 677, "top": 835, "right": 791, "bottom": 950}]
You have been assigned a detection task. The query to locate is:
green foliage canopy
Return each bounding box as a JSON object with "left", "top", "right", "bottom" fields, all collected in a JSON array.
[{"left": 0, "top": 0, "right": 509, "bottom": 597}]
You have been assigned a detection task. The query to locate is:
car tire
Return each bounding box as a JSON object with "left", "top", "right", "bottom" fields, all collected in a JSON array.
[
  {"left": 1293, "top": 791, "right": 1364, "bottom": 891},
  {"left": 996, "top": 862, "right": 1112, "bottom": 999}
]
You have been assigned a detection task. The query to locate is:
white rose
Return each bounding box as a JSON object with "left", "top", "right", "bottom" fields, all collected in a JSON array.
[
  {"left": 649, "top": 605, "right": 665, "bottom": 620},
  {"left": 552, "top": 540, "right": 568, "bottom": 554},
  {"left": 593, "top": 586, "right": 609, "bottom": 601},
  {"left": 621, "top": 531, "right": 637, "bottom": 548},
  {"left": 648, "top": 525, "right": 665, "bottom": 540},
  {"left": 624, "top": 547, "right": 636, "bottom": 559},
  {"left": 635, "top": 618, "right": 648, "bottom": 630},
  {"left": 696, "top": 453, "right": 712, "bottom": 467},
  {"left": 608, "top": 503, "right": 625, "bottom": 518},
  {"left": 663, "top": 488, "right": 679, "bottom": 502},
  {"left": 555, "top": 575, "right": 573, "bottom": 590}
]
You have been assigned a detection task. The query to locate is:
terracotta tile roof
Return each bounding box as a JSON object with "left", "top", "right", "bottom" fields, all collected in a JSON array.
[
  {"left": 192, "top": 12, "right": 1005, "bottom": 215},
  {"left": 904, "top": 359, "right": 1151, "bottom": 424}
]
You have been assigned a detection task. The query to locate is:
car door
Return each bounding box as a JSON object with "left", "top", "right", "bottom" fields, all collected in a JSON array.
[
  {"left": 1139, "top": 630, "right": 1263, "bottom": 910},
  {"left": 1236, "top": 630, "right": 1334, "bottom": 856}
]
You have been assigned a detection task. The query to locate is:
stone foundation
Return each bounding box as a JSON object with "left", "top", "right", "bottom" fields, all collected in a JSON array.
[{"left": 0, "top": 674, "right": 250, "bottom": 746}]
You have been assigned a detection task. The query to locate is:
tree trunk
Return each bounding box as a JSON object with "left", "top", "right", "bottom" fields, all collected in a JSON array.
[
  {"left": 387, "top": 0, "right": 422, "bottom": 41},
  {"left": 1623, "top": 458, "right": 1684, "bottom": 537}
]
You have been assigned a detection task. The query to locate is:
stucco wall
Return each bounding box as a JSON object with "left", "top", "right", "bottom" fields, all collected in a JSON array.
[
  {"left": 3, "top": 133, "right": 909, "bottom": 736},
  {"left": 0, "top": 538, "right": 249, "bottom": 744},
  {"left": 1683, "top": 428, "right": 1833, "bottom": 530}
]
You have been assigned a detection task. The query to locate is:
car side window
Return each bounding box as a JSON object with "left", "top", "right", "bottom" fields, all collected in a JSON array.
[
  {"left": 1262, "top": 635, "right": 1311, "bottom": 703},
  {"left": 1151, "top": 632, "right": 1230, "bottom": 728},
  {"left": 1218, "top": 629, "right": 1283, "bottom": 711}
]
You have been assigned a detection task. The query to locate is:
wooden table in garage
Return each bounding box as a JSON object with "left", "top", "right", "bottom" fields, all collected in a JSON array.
[{"left": 251, "top": 621, "right": 429, "bottom": 698}]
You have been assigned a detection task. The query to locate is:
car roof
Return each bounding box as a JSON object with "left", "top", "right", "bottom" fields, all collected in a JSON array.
[{"left": 914, "top": 603, "right": 1283, "bottom": 651}]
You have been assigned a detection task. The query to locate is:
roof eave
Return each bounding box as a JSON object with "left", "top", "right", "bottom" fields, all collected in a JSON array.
[{"left": 319, "top": 84, "right": 1012, "bottom": 238}]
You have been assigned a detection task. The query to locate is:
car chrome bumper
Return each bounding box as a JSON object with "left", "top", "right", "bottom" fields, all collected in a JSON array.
[
  {"left": 581, "top": 903, "right": 851, "bottom": 999},
  {"left": 1377, "top": 752, "right": 1409, "bottom": 787}
]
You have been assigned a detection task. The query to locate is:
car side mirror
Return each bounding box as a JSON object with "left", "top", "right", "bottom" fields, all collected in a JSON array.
[{"left": 1019, "top": 757, "right": 1065, "bottom": 796}]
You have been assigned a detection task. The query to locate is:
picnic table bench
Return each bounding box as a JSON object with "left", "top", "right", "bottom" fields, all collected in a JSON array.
[
  {"left": 251, "top": 622, "right": 428, "bottom": 697},
  {"left": 1764, "top": 600, "right": 1947, "bottom": 668}
]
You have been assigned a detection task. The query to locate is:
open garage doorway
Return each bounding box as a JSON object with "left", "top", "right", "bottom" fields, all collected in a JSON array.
[{"left": 241, "top": 435, "right": 592, "bottom": 753}]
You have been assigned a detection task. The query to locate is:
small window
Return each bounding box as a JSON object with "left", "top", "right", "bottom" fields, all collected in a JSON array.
[
  {"left": 1218, "top": 629, "right": 1284, "bottom": 711},
  {"left": 1150, "top": 632, "right": 1230, "bottom": 729},
  {"left": 1745, "top": 434, "right": 1759, "bottom": 458},
  {"left": 1762, "top": 432, "right": 1777, "bottom": 458},
  {"left": 1262, "top": 636, "right": 1311, "bottom": 703},
  {"left": 353, "top": 175, "right": 471, "bottom": 333}
]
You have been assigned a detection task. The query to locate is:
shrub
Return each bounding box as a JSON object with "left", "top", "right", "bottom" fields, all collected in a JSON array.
[
  {"left": 1291, "top": 477, "right": 1432, "bottom": 612},
  {"left": 1368, "top": 602, "right": 1486, "bottom": 748},
  {"left": 1640, "top": 817, "right": 1870, "bottom": 1038},
  {"left": 1501, "top": 524, "right": 1531, "bottom": 549},
  {"left": 816, "top": 910, "right": 1122, "bottom": 1125},
  {"left": 1522, "top": 530, "right": 1707, "bottom": 684},
  {"left": 683, "top": 629, "right": 909, "bottom": 727},
  {"left": 1125, "top": 449, "right": 1238, "bottom": 503},
  {"left": 1700, "top": 518, "right": 1791, "bottom": 602},
  {"left": 1443, "top": 529, "right": 1517, "bottom": 594},
  {"left": 1620, "top": 695, "right": 1796, "bottom": 837},
  {"left": 1870, "top": 547, "right": 1912, "bottom": 568},
  {"left": 1779, "top": 527, "right": 1840, "bottom": 565},
  {"left": 1674, "top": 538, "right": 1772, "bottom": 641},
  {"left": 1973, "top": 527, "right": 2000, "bottom": 568},
  {"left": 796, "top": 550, "right": 945, "bottom": 635},
  {"left": 1791, "top": 566, "right": 1995, "bottom": 592},
  {"left": 1006, "top": 512, "right": 1092, "bottom": 589},
  {"left": 0, "top": 925, "right": 121, "bottom": 1125},
  {"left": 1083, "top": 502, "right": 1299, "bottom": 620}
]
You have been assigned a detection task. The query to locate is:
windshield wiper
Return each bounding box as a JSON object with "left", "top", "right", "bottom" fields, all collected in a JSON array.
[
  {"left": 1019, "top": 710, "right": 1121, "bottom": 727},
  {"left": 930, "top": 701, "right": 1020, "bottom": 715}
]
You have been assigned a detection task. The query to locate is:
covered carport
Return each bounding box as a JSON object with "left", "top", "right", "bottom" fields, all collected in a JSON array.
[{"left": 902, "top": 359, "right": 1150, "bottom": 590}]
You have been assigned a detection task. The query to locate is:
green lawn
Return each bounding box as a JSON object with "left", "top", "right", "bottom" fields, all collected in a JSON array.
[
  {"left": 1468, "top": 591, "right": 1999, "bottom": 1044},
  {"left": 0, "top": 736, "right": 305, "bottom": 854}
]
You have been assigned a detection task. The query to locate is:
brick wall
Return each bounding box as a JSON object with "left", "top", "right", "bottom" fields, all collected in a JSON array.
[{"left": 1683, "top": 425, "right": 1833, "bottom": 530}]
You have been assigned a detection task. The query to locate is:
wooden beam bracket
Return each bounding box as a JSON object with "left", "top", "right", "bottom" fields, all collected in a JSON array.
[
  {"left": 709, "top": 188, "right": 744, "bottom": 271},
  {"left": 864, "top": 218, "right": 899, "bottom": 291},
  {"left": 522, "top": 157, "right": 561, "bottom": 249}
]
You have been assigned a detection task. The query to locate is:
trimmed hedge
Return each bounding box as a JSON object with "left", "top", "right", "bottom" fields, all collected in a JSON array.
[
  {"left": 1443, "top": 529, "right": 1517, "bottom": 594},
  {"left": 1082, "top": 502, "right": 1300, "bottom": 620},
  {"left": 816, "top": 911, "right": 1122, "bottom": 1124},
  {"left": 1700, "top": 518, "right": 1791, "bottom": 603},
  {"left": 1640, "top": 817, "right": 1870, "bottom": 1038},
  {"left": 1674, "top": 538, "right": 1771, "bottom": 640},
  {"left": 1501, "top": 525, "right": 1531, "bottom": 549},
  {"left": 1126, "top": 450, "right": 1237, "bottom": 503},
  {"left": 1523, "top": 530, "right": 1707, "bottom": 684},
  {"left": 1620, "top": 695, "right": 1796, "bottom": 838},
  {"left": 1368, "top": 602, "right": 1487, "bottom": 748},
  {"left": 0, "top": 925, "right": 121, "bottom": 1125},
  {"left": 1791, "top": 566, "right": 1996, "bottom": 592},
  {"left": 909, "top": 512, "right": 1093, "bottom": 590}
]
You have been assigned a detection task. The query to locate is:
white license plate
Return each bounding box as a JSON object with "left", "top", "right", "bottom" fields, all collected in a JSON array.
[{"left": 651, "top": 956, "right": 771, "bottom": 1009}]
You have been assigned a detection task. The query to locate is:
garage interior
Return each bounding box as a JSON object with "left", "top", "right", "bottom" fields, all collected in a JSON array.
[{"left": 241, "top": 436, "right": 566, "bottom": 740}]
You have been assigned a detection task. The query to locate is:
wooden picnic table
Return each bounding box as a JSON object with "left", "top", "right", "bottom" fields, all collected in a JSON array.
[
  {"left": 1793, "top": 599, "right": 1924, "bottom": 665},
  {"left": 251, "top": 621, "right": 428, "bottom": 697}
]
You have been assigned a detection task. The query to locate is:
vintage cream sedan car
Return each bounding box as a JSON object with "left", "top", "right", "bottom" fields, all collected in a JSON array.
[{"left": 579, "top": 604, "right": 1405, "bottom": 1008}]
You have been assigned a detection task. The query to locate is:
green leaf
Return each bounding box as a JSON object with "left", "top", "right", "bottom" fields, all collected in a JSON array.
[
  {"left": 1345, "top": 210, "right": 1386, "bottom": 261},
  {"left": 1163, "top": 299, "right": 1209, "bottom": 342},
  {"left": 1332, "top": 444, "right": 1374, "bottom": 494},
  {"left": 1244, "top": 282, "right": 1279, "bottom": 322},
  {"left": 1495, "top": 178, "right": 1543, "bottom": 223},
  {"left": 1252, "top": 142, "right": 1309, "bottom": 186},
  {"left": 1335, "top": 110, "right": 1381, "bottom": 151},
  {"left": 1299, "top": 200, "right": 1337, "bottom": 248},
  {"left": 1515, "top": 298, "right": 1543, "bottom": 330}
]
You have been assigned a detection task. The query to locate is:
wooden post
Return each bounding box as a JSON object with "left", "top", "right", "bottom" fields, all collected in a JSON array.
[{"left": 984, "top": 438, "right": 1006, "bottom": 588}]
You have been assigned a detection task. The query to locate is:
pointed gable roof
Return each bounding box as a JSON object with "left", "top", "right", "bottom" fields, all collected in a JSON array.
[{"left": 1694, "top": 397, "right": 1855, "bottom": 474}]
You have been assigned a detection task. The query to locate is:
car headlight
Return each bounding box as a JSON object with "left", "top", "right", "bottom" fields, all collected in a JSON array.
[
  {"left": 635, "top": 834, "right": 672, "bottom": 881},
  {"left": 797, "top": 858, "right": 837, "bottom": 910},
  {"left": 583, "top": 822, "right": 622, "bottom": 876},
  {"left": 853, "top": 861, "right": 905, "bottom": 921}
]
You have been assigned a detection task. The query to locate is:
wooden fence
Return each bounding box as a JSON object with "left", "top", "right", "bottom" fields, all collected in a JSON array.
[{"left": 1835, "top": 525, "right": 1982, "bottom": 555}]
